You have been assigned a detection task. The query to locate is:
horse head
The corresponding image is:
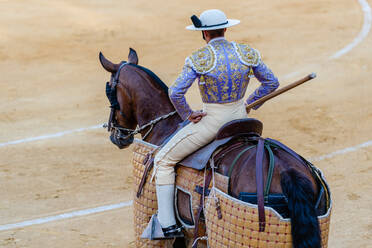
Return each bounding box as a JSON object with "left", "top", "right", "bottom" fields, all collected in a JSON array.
[{"left": 99, "top": 49, "right": 139, "bottom": 149}]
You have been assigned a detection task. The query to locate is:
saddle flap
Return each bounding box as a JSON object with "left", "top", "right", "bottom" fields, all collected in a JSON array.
[
  {"left": 178, "top": 137, "right": 232, "bottom": 170},
  {"left": 216, "top": 118, "right": 263, "bottom": 140}
]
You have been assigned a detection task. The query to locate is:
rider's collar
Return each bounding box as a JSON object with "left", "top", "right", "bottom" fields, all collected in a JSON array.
[{"left": 208, "top": 37, "right": 226, "bottom": 44}]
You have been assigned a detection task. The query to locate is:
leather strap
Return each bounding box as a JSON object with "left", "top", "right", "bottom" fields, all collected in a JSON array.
[
  {"left": 213, "top": 141, "right": 245, "bottom": 164},
  {"left": 228, "top": 145, "right": 256, "bottom": 178},
  {"left": 256, "top": 138, "right": 266, "bottom": 232},
  {"left": 192, "top": 169, "right": 213, "bottom": 248},
  {"left": 264, "top": 144, "right": 275, "bottom": 202},
  {"left": 136, "top": 153, "right": 154, "bottom": 198},
  {"left": 227, "top": 145, "right": 256, "bottom": 195}
]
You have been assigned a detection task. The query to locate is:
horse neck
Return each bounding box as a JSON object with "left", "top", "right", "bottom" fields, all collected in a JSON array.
[{"left": 129, "top": 69, "right": 182, "bottom": 145}]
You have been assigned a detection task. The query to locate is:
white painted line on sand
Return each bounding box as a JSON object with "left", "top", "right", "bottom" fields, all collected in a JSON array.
[
  {"left": 0, "top": 201, "right": 133, "bottom": 232},
  {"left": 282, "top": 0, "right": 372, "bottom": 80},
  {"left": 310, "top": 140, "right": 372, "bottom": 162},
  {"left": 0, "top": 139, "right": 371, "bottom": 232},
  {"left": 330, "top": 0, "right": 372, "bottom": 59},
  {"left": 0, "top": 125, "right": 102, "bottom": 148}
]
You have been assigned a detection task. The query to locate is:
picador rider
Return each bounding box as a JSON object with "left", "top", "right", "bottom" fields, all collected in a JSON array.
[{"left": 146, "top": 9, "right": 280, "bottom": 239}]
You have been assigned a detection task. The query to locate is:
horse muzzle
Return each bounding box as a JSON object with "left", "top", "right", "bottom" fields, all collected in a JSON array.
[{"left": 110, "top": 129, "right": 134, "bottom": 149}]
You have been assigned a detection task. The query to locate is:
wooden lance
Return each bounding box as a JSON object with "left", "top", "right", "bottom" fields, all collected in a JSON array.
[{"left": 246, "top": 73, "right": 317, "bottom": 111}]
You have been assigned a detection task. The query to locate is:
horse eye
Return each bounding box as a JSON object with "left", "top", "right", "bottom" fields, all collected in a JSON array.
[{"left": 120, "top": 111, "right": 126, "bottom": 119}]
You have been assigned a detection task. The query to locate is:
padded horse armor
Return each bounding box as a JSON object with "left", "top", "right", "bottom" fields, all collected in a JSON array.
[{"left": 179, "top": 118, "right": 263, "bottom": 170}]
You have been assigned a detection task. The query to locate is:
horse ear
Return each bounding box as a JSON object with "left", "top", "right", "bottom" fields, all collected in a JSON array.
[
  {"left": 99, "top": 52, "right": 119, "bottom": 73},
  {"left": 128, "top": 48, "right": 138, "bottom": 65}
]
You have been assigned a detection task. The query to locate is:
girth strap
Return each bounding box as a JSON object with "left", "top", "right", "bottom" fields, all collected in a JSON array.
[{"left": 256, "top": 138, "right": 266, "bottom": 232}]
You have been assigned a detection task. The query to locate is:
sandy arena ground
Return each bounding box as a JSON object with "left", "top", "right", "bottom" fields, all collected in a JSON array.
[{"left": 0, "top": 0, "right": 371, "bottom": 247}]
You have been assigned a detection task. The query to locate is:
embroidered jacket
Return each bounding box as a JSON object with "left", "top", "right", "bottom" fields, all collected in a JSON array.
[{"left": 169, "top": 37, "right": 279, "bottom": 120}]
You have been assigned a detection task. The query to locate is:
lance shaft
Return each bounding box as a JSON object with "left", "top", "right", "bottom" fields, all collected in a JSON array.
[{"left": 246, "top": 73, "right": 317, "bottom": 110}]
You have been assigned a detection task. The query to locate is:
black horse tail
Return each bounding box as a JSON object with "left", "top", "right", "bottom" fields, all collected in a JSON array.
[{"left": 280, "top": 168, "right": 321, "bottom": 248}]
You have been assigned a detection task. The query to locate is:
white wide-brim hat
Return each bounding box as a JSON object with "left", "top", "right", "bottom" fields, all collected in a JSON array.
[{"left": 186, "top": 9, "right": 240, "bottom": 31}]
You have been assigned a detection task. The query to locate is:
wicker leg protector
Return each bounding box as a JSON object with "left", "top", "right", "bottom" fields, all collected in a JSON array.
[{"left": 132, "top": 142, "right": 171, "bottom": 248}]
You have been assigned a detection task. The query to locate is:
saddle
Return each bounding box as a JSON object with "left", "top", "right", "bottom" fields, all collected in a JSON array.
[
  {"left": 136, "top": 118, "right": 263, "bottom": 198},
  {"left": 179, "top": 118, "right": 263, "bottom": 170}
]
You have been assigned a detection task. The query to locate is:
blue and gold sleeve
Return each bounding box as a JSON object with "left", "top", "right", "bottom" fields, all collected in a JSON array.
[
  {"left": 169, "top": 63, "right": 198, "bottom": 120},
  {"left": 246, "top": 61, "right": 279, "bottom": 109}
]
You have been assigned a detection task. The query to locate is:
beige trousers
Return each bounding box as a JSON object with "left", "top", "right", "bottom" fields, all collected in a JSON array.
[{"left": 154, "top": 99, "right": 247, "bottom": 185}]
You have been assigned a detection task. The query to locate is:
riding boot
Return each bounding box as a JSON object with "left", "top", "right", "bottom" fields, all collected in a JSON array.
[
  {"left": 141, "top": 184, "right": 183, "bottom": 240},
  {"left": 156, "top": 184, "right": 176, "bottom": 227},
  {"left": 156, "top": 184, "right": 184, "bottom": 238}
]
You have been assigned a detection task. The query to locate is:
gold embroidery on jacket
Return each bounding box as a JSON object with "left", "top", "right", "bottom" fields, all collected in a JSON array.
[
  {"left": 233, "top": 43, "right": 261, "bottom": 66},
  {"left": 188, "top": 45, "right": 216, "bottom": 74},
  {"left": 189, "top": 40, "right": 259, "bottom": 103}
]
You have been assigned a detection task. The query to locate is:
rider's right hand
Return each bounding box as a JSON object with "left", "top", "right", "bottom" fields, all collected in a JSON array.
[{"left": 188, "top": 110, "right": 207, "bottom": 123}]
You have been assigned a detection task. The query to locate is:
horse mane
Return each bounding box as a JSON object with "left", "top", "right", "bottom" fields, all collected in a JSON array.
[{"left": 128, "top": 63, "right": 169, "bottom": 94}]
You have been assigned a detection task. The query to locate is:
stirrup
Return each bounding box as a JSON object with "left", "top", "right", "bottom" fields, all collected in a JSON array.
[
  {"left": 162, "top": 224, "right": 184, "bottom": 239},
  {"left": 141, "top": 214, "right": 184, "bottom": 240}
]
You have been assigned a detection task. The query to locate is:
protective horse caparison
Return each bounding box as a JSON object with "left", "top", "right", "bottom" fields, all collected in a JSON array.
[{"left": 100, "top": 49, "right": 325, "bottom": 248}]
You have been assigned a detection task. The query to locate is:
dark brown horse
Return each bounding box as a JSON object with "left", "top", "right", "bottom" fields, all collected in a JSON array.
[{"left": 100, "top": 49, "right": 328, "bottom": 248}]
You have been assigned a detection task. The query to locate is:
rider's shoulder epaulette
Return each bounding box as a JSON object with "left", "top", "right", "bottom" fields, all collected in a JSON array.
[
  {"left": 232, "top": 42, "right": 261, "bottom": 67},
  {"left": 186, "top": 45, "right": 216, "bottom": 74}
]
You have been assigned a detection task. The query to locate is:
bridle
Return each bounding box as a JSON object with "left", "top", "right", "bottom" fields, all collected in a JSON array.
[
  {"left": 104, "top": 61, "right": 177, "bottom": 141},
  {"left": 104, "top": 110, "right": 177, "bottom": 140}
]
